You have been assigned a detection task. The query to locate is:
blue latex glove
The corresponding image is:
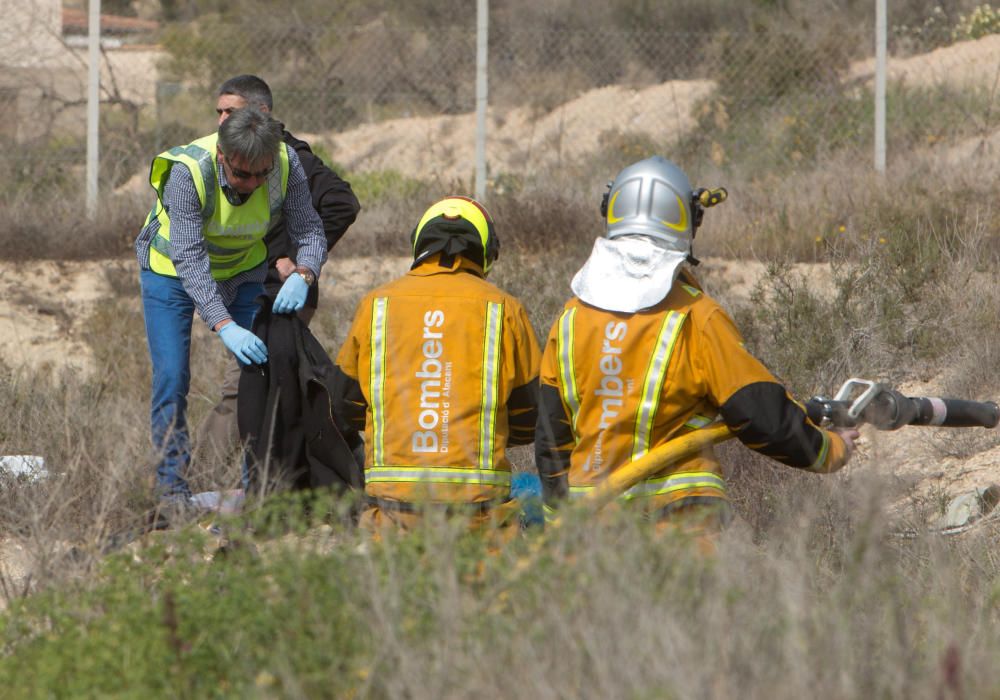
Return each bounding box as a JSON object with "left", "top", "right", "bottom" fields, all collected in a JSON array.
[
  {"left": 218, "top": 323, "right": 268, "bottom": 365},
  {"left": 273, "top": 272, "right": 309, "bottom": 314}
]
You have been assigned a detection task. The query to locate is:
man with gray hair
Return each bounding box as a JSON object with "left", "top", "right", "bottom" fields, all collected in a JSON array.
[
  {"left": 134, "top": 107, "right": 328, "bottom": 504},
  {"left": 215, "top": 74, "right": 359, "bottom": 320},
  {"left": 199, "top": 74, "right": 360, "bottom": 457}
]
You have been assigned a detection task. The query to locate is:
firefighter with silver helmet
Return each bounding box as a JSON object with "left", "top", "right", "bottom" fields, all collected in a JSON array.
[
  {"left": 535, "top": 156, "right": 859, "bottom": 537},
  {"left": 331, "top": 196, "right": 541, "bottom": 533}
]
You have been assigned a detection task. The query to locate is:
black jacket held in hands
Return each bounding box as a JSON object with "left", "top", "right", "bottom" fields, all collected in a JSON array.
[{"left": 238, "top": 298, "right": 364, "bottom": 493}]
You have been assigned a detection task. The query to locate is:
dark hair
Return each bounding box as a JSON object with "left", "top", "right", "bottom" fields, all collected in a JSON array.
[
  {"left": 217, "top": 108, "right": 282, "bottom": 165},
  {"left": 218, "top": 74, "right": 274, "bottom": 111}
]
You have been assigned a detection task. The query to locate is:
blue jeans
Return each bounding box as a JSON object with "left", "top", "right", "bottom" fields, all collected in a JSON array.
[{"left": 140, "top": 269, "right": 262, "bottom": 498}]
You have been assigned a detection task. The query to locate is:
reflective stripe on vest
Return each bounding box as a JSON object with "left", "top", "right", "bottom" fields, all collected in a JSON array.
[
  {"left": 630, "top": 310, "right": 686, "bottom": 461},
  {"left": 153, "top": 236, "right": 260, "bottom": 259},
  {"left": 478, "top": 301, "right": 504, "bottom": 472},
  {"left": 144, "top": 140, "right": 217, "bottom": 266},
  {"left": 365, "top": 466, "right": 512, "bottom": 487},
  {"left": 149, "top": 235, "right": 255, "bottom": 270},
  {"left": 684, "top": 414, "right": 715, "bottom": 430},
  {"left": 369, "top": 297, "right": 390, "bottom": 467},
  {"left": 569, "top": 470, "right": 726, "bottom": 501},
  {"left": 623, "top": 470, "right": 726, "bottom": 500},
  {"left": 556, "top": 307, "right": 581, "bottom": 435},
  {"left": 165, "top": 143, "right": 217, "bottom": 219}
]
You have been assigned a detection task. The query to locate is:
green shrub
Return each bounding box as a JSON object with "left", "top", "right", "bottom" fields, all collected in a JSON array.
[
  {"left": 730, "top": 203, "right": 980, "bottom": 397},
  {"left": 3, "top": 505, "right": 1000, "bottom": 697},
  {"left": 707, "top": 24, "right": 850, "bottom": 110},
  {"left": 343, "top": 169, "right": 432, "bottom": 206},
  {"left": 893, "top": 6, "right": 955, "bottom": 52},
  {"left": 0, "top": 531, "right": 374, "bottom": 698},
  {"left": 954, "top": 3, "right": 1000, "bottom": 39}
]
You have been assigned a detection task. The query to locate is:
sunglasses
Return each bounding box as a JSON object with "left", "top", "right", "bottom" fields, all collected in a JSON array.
[{"left": 221, "top": 152, "right": 273, "bottom": 180}]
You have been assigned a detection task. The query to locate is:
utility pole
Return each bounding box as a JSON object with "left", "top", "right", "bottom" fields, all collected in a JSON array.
[
  {"left": 474, "top": 0, "right": 488, "bottom": 200},
  {"left": 86, "top": 0, "right": 101, "bottom": 219},
  {"left": 874, "top": 0, "right": 887, "bottom": 173}
]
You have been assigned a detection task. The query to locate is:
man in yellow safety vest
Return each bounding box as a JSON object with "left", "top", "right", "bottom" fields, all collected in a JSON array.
[{"left": 134, "top": 108, "right": 328, "bottom": 505}]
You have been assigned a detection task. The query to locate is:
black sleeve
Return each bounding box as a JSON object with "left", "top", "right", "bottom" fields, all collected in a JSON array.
[
  {"left": 293, "top": 140, "right": 360, "bottom": 251},
  {"left": 266, "top": 133, "right": 361, "bottom": 264},
  {"left": 507, "top": 378, "right": 539, "bottom": 446},
  {"left": 535, "top": 383, "right": 572, "bottom": 505},
  {"left": 720, "top": 381, "right": 828, "bottom": 469},
  {"left": 331, "top": 364, "right": 367, "bottom": 435}
]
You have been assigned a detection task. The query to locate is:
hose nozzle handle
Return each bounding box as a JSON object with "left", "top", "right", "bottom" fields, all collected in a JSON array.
[{"left": 696, "top": 187, "right": 728, "bottom": 208}]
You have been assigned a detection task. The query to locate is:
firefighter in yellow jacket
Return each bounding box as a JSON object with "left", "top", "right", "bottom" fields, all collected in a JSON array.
[
  {"left": 535, "top": 156, "right": 859, "bottom": 533},
  {"left": 332, "top": 196, "right": 541, "bottom": 531}
]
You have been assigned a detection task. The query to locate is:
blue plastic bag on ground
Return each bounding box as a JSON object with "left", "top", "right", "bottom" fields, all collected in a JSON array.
[{"left": 510, "top": 471, "right": 544, "bottom": 528}]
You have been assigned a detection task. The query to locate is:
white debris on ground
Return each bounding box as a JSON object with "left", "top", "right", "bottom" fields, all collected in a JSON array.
[{"left": 0, "top": 455, "right": 48, "bottom": 481}]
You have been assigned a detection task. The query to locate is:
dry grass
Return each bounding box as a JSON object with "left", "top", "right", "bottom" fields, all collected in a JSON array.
[
  {"left": 0, "top": 194, "right": 140, "bottom": 262},
  {"left": 3, "top": 156, "right": 1000, "bottom": 692},
  {"left": 2, "top": 493, "right": 998, "bottom": 697}
]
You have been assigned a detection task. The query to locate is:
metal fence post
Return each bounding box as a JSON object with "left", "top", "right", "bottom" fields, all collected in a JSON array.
[
  {"left": 474, "top": 0, "right": 488, "bottom": 201},
  {"left": 86, "top": 0, "right": 101, "bottom": 219},
  {"left": 874, "top": 0, "right": 887, "bottom": 173}
]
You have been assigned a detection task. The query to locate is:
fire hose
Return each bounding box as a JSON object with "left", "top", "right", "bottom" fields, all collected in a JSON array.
[{"left": 519, "top": 379, "right": 999, "bottom": 527}]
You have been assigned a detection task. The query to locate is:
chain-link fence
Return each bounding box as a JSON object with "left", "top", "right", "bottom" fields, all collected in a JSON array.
[
  {"left": 5, "top": 2, "right": 1000, "bottom": 209},
  {"left": 150, "top": 23, "right": 878, "bottom": 185}
]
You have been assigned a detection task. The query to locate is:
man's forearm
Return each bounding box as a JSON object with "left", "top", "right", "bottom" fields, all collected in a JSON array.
[{"left": 720, "top": 381, "right": 830, "bottom": 469}]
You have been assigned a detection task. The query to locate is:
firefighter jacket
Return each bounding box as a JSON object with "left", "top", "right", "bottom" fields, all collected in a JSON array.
[
  {"left": 535, "top": 270, "right": 849, "bottom": 513},
  {"left": 141, "top": 132, "right": 290, "bottom": 280},
  {"left": 332, "top": 254, "right": 541, "bottom": 505}
]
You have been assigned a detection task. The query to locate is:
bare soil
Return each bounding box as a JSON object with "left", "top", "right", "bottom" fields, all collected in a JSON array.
[
  {"left": 314, "top": 80, "right": 716, "bottom": 182},
  {"left": 849, "top": 33, "right": 1000, "bottom": 91}
]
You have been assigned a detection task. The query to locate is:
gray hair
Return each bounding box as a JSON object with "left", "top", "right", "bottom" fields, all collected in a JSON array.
[
  {"left": 218, "top": 74, "right": 273, "bottom": 111},
  {"left": 217, "top": 108, "right": 282, "bottom": 166}
]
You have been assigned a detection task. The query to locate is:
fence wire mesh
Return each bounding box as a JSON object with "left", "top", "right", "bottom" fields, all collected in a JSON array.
[{"left": 4, "top": 4, "right": 1000, "bottom": 207}]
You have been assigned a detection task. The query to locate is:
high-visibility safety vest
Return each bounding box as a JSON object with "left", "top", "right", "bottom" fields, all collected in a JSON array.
[
  {"left": 539, "top": 277, "right": 780, "bottom": 512},
  {"left": 336, "top": 256, "right": 541, "bottom": 504},
  {"left": 140, "top": 133, "right": 290, "bottom": 280}
]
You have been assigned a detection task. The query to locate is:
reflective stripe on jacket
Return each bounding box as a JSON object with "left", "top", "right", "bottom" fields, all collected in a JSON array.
[
  {"left": 141, "top": 133, "right": 290, "bottom": 280},
  {"left": 537, "top": 269, "right": 845, "bottom": 512},
  {"left": 569, "top": 470, "right": 727, "bottom": 501},
  {"left": 334, "top": 255, "right": 540, "bottom": 504}
]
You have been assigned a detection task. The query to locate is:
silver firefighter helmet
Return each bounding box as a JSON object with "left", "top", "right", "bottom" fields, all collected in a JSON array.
[{"left": 602, "top": 156, "right": 694, "bottom": 253}]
